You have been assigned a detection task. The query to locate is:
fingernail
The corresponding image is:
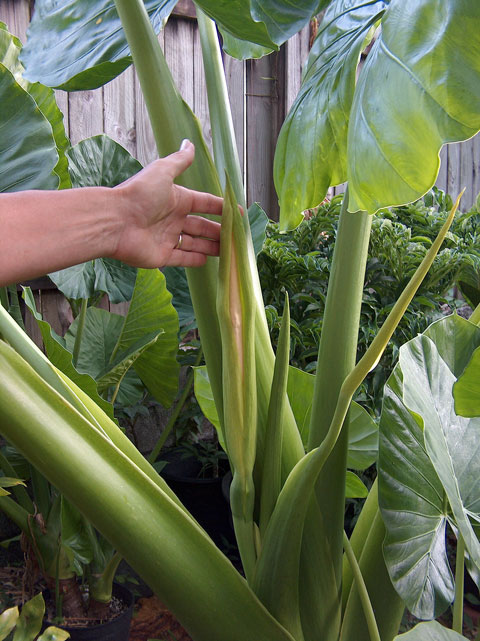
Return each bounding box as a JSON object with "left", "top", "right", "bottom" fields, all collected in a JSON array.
[{"left": 180, "top": 138, "right": 190, "bottom": 151}]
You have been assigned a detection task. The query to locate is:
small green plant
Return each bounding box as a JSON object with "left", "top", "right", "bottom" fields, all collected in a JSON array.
[{"left": 0, "top": 594, "right": 69, "bottom": 641}]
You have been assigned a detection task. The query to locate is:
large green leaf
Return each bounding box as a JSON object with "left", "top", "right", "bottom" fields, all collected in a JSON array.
[
  {"left": 66, "top": 134, "right": 143, "bottom": 188},
  {"left": 0, "top": 23, "right": 70, "bottom": 189},
  {"left": 275, "top": 0, "right": 387, "bottom": 228},
  {"left": 0, "top": 61, "right": 58, "bottom": 192},
  {"left": 401, "top": 334, "right": 480, "bottom": 569},
  {"left": 379, "top": 315, "right": 480, "bottom": 619},
  {"left": 21, "top": 0, "right": 177, "bottom": 90},
  {"left": 65, "top": 307, "right": 125, "bottom": 380},
  {"left": 347, "top": 0, "right": 480, "bottom": 213},
  {"left": 49, "top": 260, "right": 137, "bottom": 304},
  {"left": 394, "top": 621, "right": 468, "bottom": 641},
  {"left": 48, "top": 135, "right": 142, "bottom": 302},
  {"left": 379, "top": 367, "right": 454, "bottom": 619},
  {"left": 115, "top": 268, "right": 180, "bottom": 407},
  {"left": 22, "top": 287, "right": 117, "bottom": 422}
]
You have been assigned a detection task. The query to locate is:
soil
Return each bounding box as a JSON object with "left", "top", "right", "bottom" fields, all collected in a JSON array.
[
  {"left": 0, "top": 567, "right": 192, "bottom": 641},
  {"left": 129, "top": 596, "right": 192, "bottom": 641}
]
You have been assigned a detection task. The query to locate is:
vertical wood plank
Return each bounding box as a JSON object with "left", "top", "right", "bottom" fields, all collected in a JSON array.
[
  {"left": 246, "top": 50, "right": 285, "bottom": 219},
  {"left": 68, "top": 89, "right": 104, "bottom": 146},
  {"left": 0, "top": 0, "right": 30, "bottom": 42},
  {"left": 447, "top": 141, "right": 462, "bottom": 204},
  {"left": 165, "top": 18, "right": 195, "bottom": 110},
  {"left": 459, "top": 137, "right": 475, "bottom": 209},
  {"left": 436, "top": 145, "right": 448, "bottom": 194},
  {"left": 103, "top": 66, "right": 137, "bottom": 158}
]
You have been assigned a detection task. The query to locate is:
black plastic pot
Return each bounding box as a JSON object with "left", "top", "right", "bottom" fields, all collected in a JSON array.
[
  {"left": 44, "top": 583, "right": 134, "bottom": 641},
  {"left": 160, "top": 447, "right": 235, "bottom": 550}
]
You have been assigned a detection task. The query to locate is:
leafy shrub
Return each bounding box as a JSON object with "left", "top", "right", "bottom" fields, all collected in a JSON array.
[{"left": 258, "top": 189, "right": 478, "bottom": 415}]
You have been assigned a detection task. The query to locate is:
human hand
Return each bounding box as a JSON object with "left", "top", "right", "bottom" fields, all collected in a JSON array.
[{"left": 111, "top": 140, "right": 223, "bottom": 268}]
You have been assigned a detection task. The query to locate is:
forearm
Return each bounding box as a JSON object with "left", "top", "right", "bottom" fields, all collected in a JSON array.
[{"left": 0, "top": 187, "right": 122, "bottom": 287}]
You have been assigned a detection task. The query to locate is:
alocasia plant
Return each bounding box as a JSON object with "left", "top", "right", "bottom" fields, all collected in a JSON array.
[{"left": 0, "top": 2, "right": 480, "bottom": 641}]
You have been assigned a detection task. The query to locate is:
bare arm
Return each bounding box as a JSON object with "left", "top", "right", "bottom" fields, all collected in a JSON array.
[{"left": 0, "top": 140, "right": 223, "bottom": 287}]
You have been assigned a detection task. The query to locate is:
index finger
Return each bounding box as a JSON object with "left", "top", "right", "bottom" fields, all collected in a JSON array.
[{"left": 177, "top": 185, "right": 224, "bottom": 217}]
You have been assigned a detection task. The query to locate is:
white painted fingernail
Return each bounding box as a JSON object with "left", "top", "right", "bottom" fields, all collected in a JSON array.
[{"left": 180, "top": 139, "right": 190, "bottom": 151}]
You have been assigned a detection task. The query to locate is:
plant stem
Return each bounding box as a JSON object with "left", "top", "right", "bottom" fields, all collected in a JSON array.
[
  {"left": 0, "top": 287, "right": 8, "bottom": 308},
  {"left": 453, "top": 534, "right": 465, "bottom": 634},
  {"left": 72, "top": 298, "right": 87, "bottom": 368},
  {"left": 307, "top": 190, "right": 373, "bottom": 640},
  {"left": 342, "top": 531, "right": 381, "bottom": 641},
  {"left": 148, "top": 350, "right": 203, "bottom": 464}
]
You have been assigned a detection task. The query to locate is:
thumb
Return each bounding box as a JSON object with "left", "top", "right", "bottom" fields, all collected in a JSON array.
[{"left": 165, "top": 139, "right": 195, "bottom": 178}]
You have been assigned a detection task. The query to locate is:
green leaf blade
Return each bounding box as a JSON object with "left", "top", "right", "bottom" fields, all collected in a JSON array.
[
  {"left": 347, "top": 0, "right": 480, "bottom": 213},
  {"left": 21, "top": 0, "right": 178, "bottom": 90}
]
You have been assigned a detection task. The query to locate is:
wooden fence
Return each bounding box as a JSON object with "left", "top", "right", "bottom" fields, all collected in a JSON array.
[{"left": 1, "top": 0, "right": 480, "bottom": 338}]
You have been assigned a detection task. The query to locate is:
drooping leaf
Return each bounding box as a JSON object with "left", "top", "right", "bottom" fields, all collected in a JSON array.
[
  {"left": 0, "top": 23, "right": 70, "bottom": 189},
  {"left": 48, "top": 135, "right": 142, "bottom": 302},
  {"left": 394, "top": 621, "right": 468, "bottom": 641},
  {"left": 345, "top": 471, "right": 368, "bottom": 498},
  {"left": 195, "top": 0, "right": 321, "bottom": 54},
  {"left": 219, "top": 29, "right": 273, "bottom": 60},
  {"left": 275, "top": 0, "right": 387, "bottom": 228},
  {"left": 22, "top": 288, "right": 117, "bottom": 422},
  {"left": 347, "top": 0, "right": 480, "bottom": 213},
  {"left": 21, "top": 0, "right": 178, "bottom": 90},
  {"left": 0, "top": 62, "right": 58, "bottom": 192}
]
